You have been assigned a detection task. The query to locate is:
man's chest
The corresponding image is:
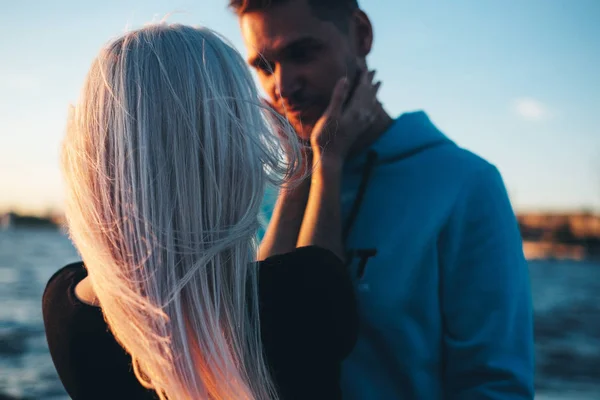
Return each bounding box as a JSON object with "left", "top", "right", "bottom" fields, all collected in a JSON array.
[{"left": 340, "top": 180, "right": 446, "bottom": 332}]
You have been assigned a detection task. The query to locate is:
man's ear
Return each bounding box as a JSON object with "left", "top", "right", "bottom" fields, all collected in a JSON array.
[{"left": 352, "top": 10, "right": 373, "bottom": 57}]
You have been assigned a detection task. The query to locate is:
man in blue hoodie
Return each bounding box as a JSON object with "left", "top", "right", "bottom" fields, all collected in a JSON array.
[{"left": 230, "top": 0, "right": 535, "bottom": 398}]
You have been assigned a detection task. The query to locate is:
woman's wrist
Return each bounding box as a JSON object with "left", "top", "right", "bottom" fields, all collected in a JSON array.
[
  {"left": 311, "top": 142, "right": 345, "bottom": 165},
  {"left": 311, "top": 152, "right": 344, "bottom": 181}
]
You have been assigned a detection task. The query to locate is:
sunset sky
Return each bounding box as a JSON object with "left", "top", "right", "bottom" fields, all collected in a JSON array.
[{"left": 1, "top": 0, "right": 599, "bottom": 214}]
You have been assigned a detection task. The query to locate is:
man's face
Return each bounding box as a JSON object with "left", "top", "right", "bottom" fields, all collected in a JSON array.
[{"left": 240, "top": 0, "right": 359, "bottom": 140}]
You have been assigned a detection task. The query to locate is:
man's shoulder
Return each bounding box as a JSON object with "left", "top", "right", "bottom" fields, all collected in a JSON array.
[
  {"left": 442, "top": 146, "right": 508, "bottom": 199},
  {"left": 401, "top": 141, "right": 501, "bottom": 191},
  {"left": 438, "top": 143, "right": 496, "bottom": 173}
]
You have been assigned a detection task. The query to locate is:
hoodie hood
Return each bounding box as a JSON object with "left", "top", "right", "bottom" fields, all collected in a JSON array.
[
  {"left": 345, "top": 111, "right": 454, "bottom": 171},
  {"left": 341, "top": 111, "right": 455, "bottom": 242}
]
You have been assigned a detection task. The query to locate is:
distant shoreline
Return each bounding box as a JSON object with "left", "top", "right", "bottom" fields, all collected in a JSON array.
[
  {"left": 522, "top": 240, "right": 599, "bottom": 262},
  {"left": 0, "top": 212, "right": 62, "bottom": 230},
  {"left": 518, "top": 212, "right": 600, "bottom": 261},
  {"left": 3, "top": 211, "right": 600, "bottom": 262}
]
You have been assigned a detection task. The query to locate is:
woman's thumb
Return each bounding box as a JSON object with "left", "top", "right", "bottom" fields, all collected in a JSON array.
[{"left": 324, "top": 77, "right": 349, "bottom": 118}]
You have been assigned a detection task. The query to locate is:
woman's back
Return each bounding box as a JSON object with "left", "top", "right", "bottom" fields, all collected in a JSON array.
[
  {"left": 43, "top": 246, "right": 357, "bottom": 399},
  {"left": 58, "top": 23, "right": 306, "bottom": 399}
]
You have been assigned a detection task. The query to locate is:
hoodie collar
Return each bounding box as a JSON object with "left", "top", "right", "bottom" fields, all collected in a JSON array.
[{"left": 345, "top": 111, "right": 453, "bottom": 171}]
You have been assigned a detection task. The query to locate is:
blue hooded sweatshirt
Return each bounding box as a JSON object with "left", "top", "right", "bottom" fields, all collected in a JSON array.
[{"left": 335, "top": 111, "right": 535, "bottom": 399}]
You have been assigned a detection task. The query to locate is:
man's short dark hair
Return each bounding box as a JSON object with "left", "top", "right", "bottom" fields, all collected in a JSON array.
[{"left": 228, "top": 0, "right": 360, "bottom": 31}]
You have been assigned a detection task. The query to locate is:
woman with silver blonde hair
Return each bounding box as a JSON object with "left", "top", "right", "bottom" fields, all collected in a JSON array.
[{"left": 43, "top": 22, "right": 379, "bottom": 400}]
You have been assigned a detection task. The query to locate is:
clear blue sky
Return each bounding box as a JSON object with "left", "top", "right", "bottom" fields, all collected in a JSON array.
[{"left": 1, "top": 0, "right": 599, "bottom": 214}]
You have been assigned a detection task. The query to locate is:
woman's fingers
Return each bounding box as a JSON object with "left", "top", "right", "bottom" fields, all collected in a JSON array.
[
  {"left": 324, "top": 77, "right": 349, "bottom": 120},
  {"left": 309, "top": 69, "right": 382, "bottom": 157},
  {"left": 373, "top": 80, "right": 382, "bottom": 97},
  {"left": 340, "top": 70, "right": 379, "bottom": 127},
  {"left": 347, "top": 69, "right": 371, "bottom": 110},
  {"left": 368, "top": 70, "right": 376, "bottom": 84}
]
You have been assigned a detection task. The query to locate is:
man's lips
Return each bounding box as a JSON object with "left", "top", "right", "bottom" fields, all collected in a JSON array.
[{"left": 282, "top": 103, "right": 320, "bottom": 119}]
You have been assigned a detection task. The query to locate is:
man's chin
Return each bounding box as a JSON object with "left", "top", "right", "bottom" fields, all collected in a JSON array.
[{"left": 290, "top": 119, "right": 316, "bottom": 141}]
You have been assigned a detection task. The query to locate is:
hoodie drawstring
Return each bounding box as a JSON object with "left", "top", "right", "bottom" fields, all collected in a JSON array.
[{"left": 343, "top": 151, "right": 379, "bottom": 244}]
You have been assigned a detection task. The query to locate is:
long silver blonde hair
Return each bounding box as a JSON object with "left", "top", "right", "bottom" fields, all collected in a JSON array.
[{"left": 61, "top": 23, "right": 300, "bottom": 399}]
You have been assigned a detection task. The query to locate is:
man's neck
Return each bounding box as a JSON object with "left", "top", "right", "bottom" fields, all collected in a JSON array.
[{"left": 348, "top": 106, "right": 394, "bottom": 158}]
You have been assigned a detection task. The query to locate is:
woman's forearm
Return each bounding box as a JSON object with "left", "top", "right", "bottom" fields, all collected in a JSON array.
[
  {"left": 296, "top": 155, "right": 345, "bottom": 261},
  {"left": 258, "top": 178, "right": 311, "bottom": 260}
]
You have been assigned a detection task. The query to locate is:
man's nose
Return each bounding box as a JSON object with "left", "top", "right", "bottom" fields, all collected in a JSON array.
[{"left": 274, "top": 63, "right": 302, "bottom": 102}]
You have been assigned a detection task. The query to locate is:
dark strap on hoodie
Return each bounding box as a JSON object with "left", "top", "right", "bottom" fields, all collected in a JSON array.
[
  {"left": 342, "top": 139, "right": 451, "bottom": 244},
  {"left": 343, "top": 151, "right": 378, "bottom": 243}
]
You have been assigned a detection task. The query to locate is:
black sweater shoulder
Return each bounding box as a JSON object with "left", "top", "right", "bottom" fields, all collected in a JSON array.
[
  {"left": 42, "top": 262, "right": 160, "bottom": 399},
  {"left": 42, "top": 246, "right": 357, "bottom": 400}
]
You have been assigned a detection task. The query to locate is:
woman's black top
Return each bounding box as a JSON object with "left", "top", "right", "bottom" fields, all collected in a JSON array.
[{"left": 42, "top": 246, "right": 358, "bottom": 399}]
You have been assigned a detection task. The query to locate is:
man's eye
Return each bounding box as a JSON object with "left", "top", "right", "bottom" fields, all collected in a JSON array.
[
  {"left": 289, "top": 45, "right": 319, "bottom": 63},
  {"left": 255, "top": 59, "right": 274, "bottom": 75},
  {"left": 290, "top": 48, "right": 314, "bottom": 62}
]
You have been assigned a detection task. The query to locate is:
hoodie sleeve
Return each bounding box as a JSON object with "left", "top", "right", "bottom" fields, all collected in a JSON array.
[{"left": 438, "top": 162, "right": 535, "bottom": 399}]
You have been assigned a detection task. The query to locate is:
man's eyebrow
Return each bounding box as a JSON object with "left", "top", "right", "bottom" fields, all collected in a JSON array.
[
  {"left": 247, "top": 37, "right": 322, "bottom": 67},
  {"left": 282, "top": 37, "right": 322, "bottom": 53}
]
